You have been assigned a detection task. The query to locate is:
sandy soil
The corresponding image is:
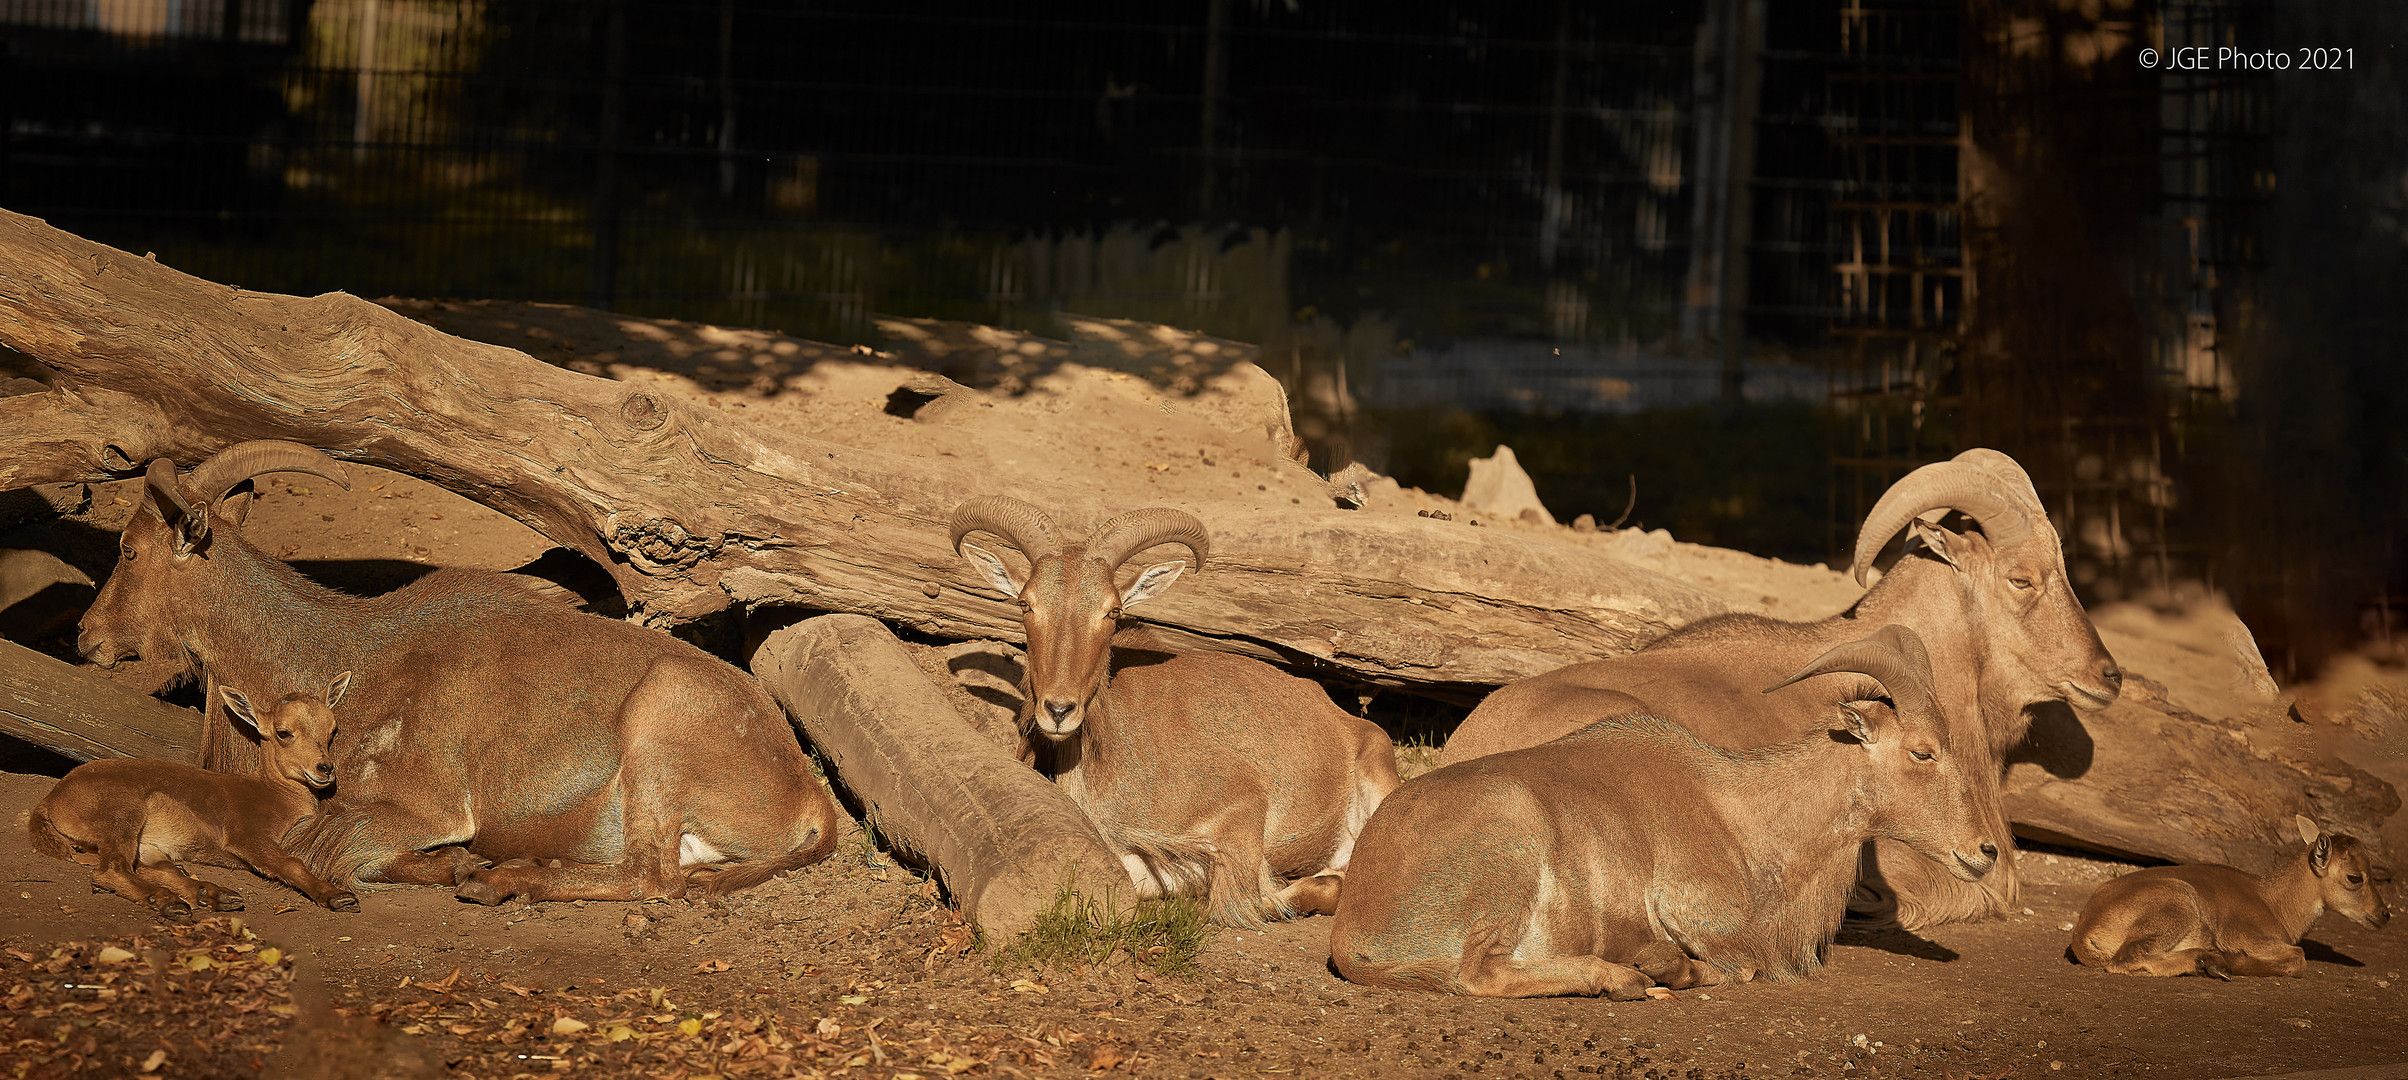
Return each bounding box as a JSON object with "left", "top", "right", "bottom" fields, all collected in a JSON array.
[
  {"left": 1, "top": 781, "right": 2401, "bottom": 1080},
  {"left": 1, "top": 304, "right": 2403, "bottom": 1078}
]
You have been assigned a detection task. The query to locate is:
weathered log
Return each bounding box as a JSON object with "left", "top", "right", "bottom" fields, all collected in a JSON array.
[
  {"left": 2003, "top": 680, "right": 2399, "bottom": 869},
  {"left": 0, "top": 209, "right": 1726, "bottom": 690},
  {"left": 752, "top": 614, "right": 1130, "bottom": 936},
  {"left": 0, "top": 639, "right": 198, "bottom": 765}
]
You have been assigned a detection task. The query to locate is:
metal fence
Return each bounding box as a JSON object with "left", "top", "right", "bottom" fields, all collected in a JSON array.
[{"left": 0, "top": 0, "right": 1863, "bottom": 357}]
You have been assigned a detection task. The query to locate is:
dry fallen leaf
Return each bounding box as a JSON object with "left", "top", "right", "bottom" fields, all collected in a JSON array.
[
  {"left": 1090, "top": 1045, "right": 1124, "bottom": 1071},
  {"left": 140, "top": 1049, "right": 167, "bottom": 1072},
  {"left": 95, "top": 946, "right": 136, "bottom": 964},
  {"left": 551, "top": 1017, "right": 590, "bottom": 1035},
  {"left": 1009, "top": 979, "right": 1049, "bottom": 995},
  {"left": 693, "top": 958, "right": 732, "bottom": 973}
]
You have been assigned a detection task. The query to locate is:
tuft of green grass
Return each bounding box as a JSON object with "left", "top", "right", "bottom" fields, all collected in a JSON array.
[
  {"left": 856, "top": 817, "right": 887, "bottom": 868},
  {"left": 992, "top": 880, "right": 1209, "bottom": 978},
  {"left": 1392, "top": 733, "right": 1447, "bottom": 781}
]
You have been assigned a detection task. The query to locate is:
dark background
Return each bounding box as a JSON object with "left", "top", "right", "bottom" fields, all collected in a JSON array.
[{"left": 2, "top": 0, "right": 2400, "bottom": 676}]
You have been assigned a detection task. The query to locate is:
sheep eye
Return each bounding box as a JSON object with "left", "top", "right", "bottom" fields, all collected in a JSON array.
[
  {"left": 2009, "top": 576, "right": 2035, "bottom": 590},
  {"left": 276, "top": 731, "right": 294, "bottom": 742},
  {"left": 2348, "top": 874, "right": 2365, "bottom": 886},
  {"left": 1909, "top": 749, "right": 1935, "bottom": 762}
]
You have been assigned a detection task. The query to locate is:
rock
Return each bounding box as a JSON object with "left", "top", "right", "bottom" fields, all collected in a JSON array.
[{"left": 1459, "top": 444, "right": 1556, "bottom": 527}]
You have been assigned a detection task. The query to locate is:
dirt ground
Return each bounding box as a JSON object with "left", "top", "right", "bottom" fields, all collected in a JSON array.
[{"left": 2, "top": 304, "right": 2404, "bottom": 1078}]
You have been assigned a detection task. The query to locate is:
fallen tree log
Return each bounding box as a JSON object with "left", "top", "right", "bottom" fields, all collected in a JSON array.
[
  {"left": 752, "top": 615, "right": 1129, "bottom": 937},
  {"left": 0, "top": 639, "right": 198, "bottom": 765},
  {"left": 0, "top": 212, "right": 2390, "bottom": 879},
  {"left": 0, "top": 209, "right": 1725, "bottom": 690},
  {"left": 2004, "top": 679, "right": 2399, "bottom": 870}
]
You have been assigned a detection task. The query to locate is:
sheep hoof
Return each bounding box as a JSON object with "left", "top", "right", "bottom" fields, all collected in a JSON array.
[
  {"left": 2196, "top": 955, "right": 2234, "bottom": 981},
  {"left": 326, "top": 892, "right": 360, "bottom": 913},
  {"left": 213, "top": 890, "right": 246, "bottom": 911},
  {"left": 454, "top": 876, "right": 508, "bottom": 906},
  {"left": 155, "top": 898, "right": 192, "bottom": 921}
]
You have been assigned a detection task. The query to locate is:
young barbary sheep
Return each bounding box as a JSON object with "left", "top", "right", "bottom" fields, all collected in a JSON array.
[
  {"left": 27, "top": 674, "right": 361, "bottom": 919},
  {"left": 2071, "top": 815, "right": 2390, "bottom": 978}
]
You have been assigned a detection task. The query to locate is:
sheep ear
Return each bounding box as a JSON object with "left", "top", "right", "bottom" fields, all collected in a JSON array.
[
  {"left": 2295, "top": 814, "right": 2321, "bottom": 847},
  {"left": 959, "top": 541, "right": 1024, "bottom": 598},
  {"left": 2311, "top": 835, "right": 2333, "bottom": 875},
  {"left": 1905, "top": 517, "right": 1961, "bottom": 570},
  {"left": 1838, "top": 705, "right": 1876, "bottom": 746},
  {"left": 326, "top": 671, "right": 354, "bottom": 707},
  {"left": 1119, "top": 560, "right": 1187, "bottom": 608},
  {"left": 219, "top": 687, "right": 262, "bottom": 734}
]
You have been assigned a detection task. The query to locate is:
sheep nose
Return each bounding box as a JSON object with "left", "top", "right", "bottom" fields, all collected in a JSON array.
[
  {"left": 1043, "top": 699, "right": 1077, "bottom": 723},
  {"left": 2098, "top": 661, "right": 2123, "bottom": 686},
  {"left": 1979, "top": 841, "right": 2000, "bottom": 860}
]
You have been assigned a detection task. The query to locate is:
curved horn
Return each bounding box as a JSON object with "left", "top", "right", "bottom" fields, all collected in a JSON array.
[
  {"left": 185, "top": 441, "right": 352, "bottom": 506},
  {"left": 143, "top": 457, "right": 199, "bottom": 522},
  {"left": 1086, "top": 508, "right": 1210, "bottom": 574},
  {"left": 1950, "top": 447, "right": 2044, "bottom": 507},
  {"left": 948, "top": 496, "right": 1064, "bottom": 560},
  {"left": 1849, "top": 457, "right": 2035, "bottom": 586},
  {"left": 1761, "top": 624, "right": 1941, "bottom": 733}
]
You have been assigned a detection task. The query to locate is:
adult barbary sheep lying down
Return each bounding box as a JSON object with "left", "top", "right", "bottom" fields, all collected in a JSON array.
[
  {"left": 28, "top": 674, "right": 361, "bottom": 919},
  {"left": 949, "top": 496, "right": 1400, "bottom": 927},
  {"left": 77, "top": 442, "right": 842, "bottom": 903},
  {"left": 2071, "top": 816, "right": 2390, "bottom": 979},
  {"left": 1330, "top": 625, "right": 1997, "bottom": 998},
  {"left": 1439, "top": 448, "right": 2121, "bottom": 930}
]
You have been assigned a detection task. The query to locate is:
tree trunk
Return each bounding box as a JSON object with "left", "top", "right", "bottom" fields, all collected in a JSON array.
[
  {"left": 0, "top": 209, "right": 1726, "bottom": 691},
  {"left": 0, "top": 639, "right": 198, "bottom": 765},
  {"left": 2003, "top": 681, "right": 2398, "bottom": 871},
  {"left": 752, "top": 614, "right": 1130, "bottom": 937}
]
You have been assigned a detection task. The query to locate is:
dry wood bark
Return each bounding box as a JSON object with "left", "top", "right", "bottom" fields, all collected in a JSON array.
[
  {"left": 0, "top": 209, "right": 1726, "bottom": 691},
  {"left": 2004, "top": 682, "right": 2399, "bottom": 870},
  {"left": 752, "top": 614, "right": 1130, "bottom": 937},
  {"left": 0, "top": 639, "right": 197, "bottom": 764}
]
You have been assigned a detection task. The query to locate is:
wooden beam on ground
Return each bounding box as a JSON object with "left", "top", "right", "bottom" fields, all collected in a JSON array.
[
  {"left": 0, "top": 639, "right": 197, "bottom": 765},
  {"left": 752, "top": 614, "right": 1130, "bottom": 938}
]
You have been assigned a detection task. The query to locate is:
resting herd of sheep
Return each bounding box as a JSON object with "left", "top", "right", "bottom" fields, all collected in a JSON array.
[{"left": 29, "top": 441, "right": 2391, "bottom": 995}]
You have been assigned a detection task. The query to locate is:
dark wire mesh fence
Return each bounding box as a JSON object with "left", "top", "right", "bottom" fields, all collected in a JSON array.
[{"left": 1, "top": 0, "right": 1856, "bottom": 356}]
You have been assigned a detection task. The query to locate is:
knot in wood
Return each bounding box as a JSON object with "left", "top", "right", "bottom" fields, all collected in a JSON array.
[
  {"left": 607, "top": 513, "right": 715, "bottom": 571},
  {"left": 618, "top": 391, "right": 667, "bottom": 431}
]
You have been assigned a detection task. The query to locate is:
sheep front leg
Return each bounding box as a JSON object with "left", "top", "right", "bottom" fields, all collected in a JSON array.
[
  {"left": 285, "top": 800, "right": 479, "bottom": 890},
  {"left": 1457, "top": 938, "right": 1655, "bottom": 1000}
]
